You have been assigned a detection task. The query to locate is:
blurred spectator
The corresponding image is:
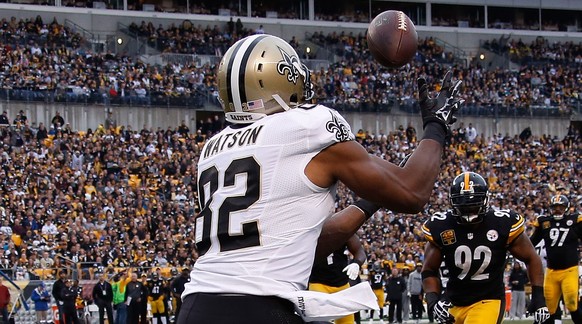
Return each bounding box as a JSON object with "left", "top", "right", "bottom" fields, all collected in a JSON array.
[
  {"left": 93, "top": 273, "right": 114, "bottom": 324},
  {"left": 466, "top": 123, "right": 477, "bottom": 143},
  {"left": 36, "top": 123, "right": 49, "bottom": 141},
  {"left": 41, "top": 220, "right": 58, "bottom": 236},
  {"left": 61, "top": 279, "right": 80, "bottom": 324},
  {"left": 519, "top": 127, "right": 532, "bottom": 141},
  {"left": 401, "top": 267, "right": 411, "bottom": 323},
  {"left": 112, "top": 271, "right": 131, "bottom": 324},
  {"left": 0, "top": 278, "right": 9, "bottom": 324},
  {"left": 170, "top": 268, "right": 190, "bottom": 318},
  {"left": 508, "top": 262, "right": 528, "bottom": 320},
  {"left": 51, "top": 112, "right": 65, "bottom": 130},
  {"left": 0, "top": 112, "right": 8, "bottom": 126},
  {"left": 125, "top": 273, "right": 146, "bottom": 324},
  {"left": 177, "top": 120, "right": 190, "bottom": 137},
  {"left": 386, "top": 268, "right": 405, "bottom": 324},
  {"left": 235, "top": 18, "right": 244, "bottom": 35},
  {"left": 405, "top": 123, "right": 417, "bottom": 143},
  {"left": 408, "top": 263, "right": 424, "bottom": 322},
  {"left": 226, "top": 17, "right": 235, "bottom": 35},
  {"left": 13, "top": 110, "right": 28, "bottom": 127},
  {"left": 138, "top": 274, "right": 149, "bottom": 323},
  {"left": 31, "top": 281, "right": 51, "bottom": 324},
  {"left": 53, "top": 271, "right": 67, "bottom": 324},
  {"left": 105, "top": 111, "right": 117, "bottom": 131}
]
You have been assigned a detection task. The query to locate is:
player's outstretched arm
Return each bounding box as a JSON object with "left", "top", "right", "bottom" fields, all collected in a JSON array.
[
  {"left": 346, "top": 234, "right": 366, "bottom": 267},
  {"left": 307, "top": 72, "right": 462, "bottom": 213},
  {"left": 529, "top": 224, "right": 543, "bottom": 246},
  {"left": 421, "top": 242, "right": 443, "bottom": 296},
  {"left": 510, "top": 233, "right": 550, "bottom": 323},
  {"left": 339, "top": 235, "right": 366, "bottom": 280},
  {"left": 509, "top": 233, "right": 544, "bottom": 287},
  {"left": 422, "top": 242, "right": 455, "bottom": 323},
  {"left": 315, "top": 200, "right": 379, "bottom": 261}
]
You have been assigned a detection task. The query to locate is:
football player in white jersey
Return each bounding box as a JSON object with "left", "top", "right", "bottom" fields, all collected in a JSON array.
[{"left": 179, "top": 34, "right": 464, "bottom": 324}]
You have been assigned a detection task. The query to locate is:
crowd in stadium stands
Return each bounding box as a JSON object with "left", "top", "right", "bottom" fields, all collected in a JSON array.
[
  {"left": 484, "top": 36, "right": 582, "bottom": 66},
  {"left": 0, "top": 108, "right": 579, "bottom": 281},
  {"left": 0, "top": 16, "right": 579, "bottom": 118},
  {"left": 0, "top": 15, "right": 83, "bottom": 49},
  {"left": 307, "top": 32, "right": 580, "bottom": 116},
  {"left": 0, "top": 15, "right": 578, "bottom": 115},
  {"left": 127, "top": 17, "right": 253, "bottom": 56}
]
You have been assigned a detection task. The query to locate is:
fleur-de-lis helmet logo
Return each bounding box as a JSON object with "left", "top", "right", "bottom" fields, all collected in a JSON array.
[{"left": 276, "top": 47, "right": 314, "bottom": 100}]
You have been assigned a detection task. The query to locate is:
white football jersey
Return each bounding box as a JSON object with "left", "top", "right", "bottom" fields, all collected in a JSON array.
[{"left": 183, "top": 105, "right": 355, "bottom": 297}]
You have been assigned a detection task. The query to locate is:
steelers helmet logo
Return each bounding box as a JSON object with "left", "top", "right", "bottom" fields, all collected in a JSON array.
[
  {"left": 486, "top": 230, "right": 498, "bottom": 241},
  {"left": 567, "top": 220, "right": 573, "bottom": 226}
]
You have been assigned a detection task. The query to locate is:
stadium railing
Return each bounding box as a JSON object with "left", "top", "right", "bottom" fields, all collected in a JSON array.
[{"left": 9, "top": 265, "right": 187, "bottom": 281}]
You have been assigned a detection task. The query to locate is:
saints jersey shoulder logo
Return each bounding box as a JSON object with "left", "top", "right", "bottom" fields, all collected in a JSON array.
[{"left": 325, "top": 111, "right": 352, "bottom": 142}]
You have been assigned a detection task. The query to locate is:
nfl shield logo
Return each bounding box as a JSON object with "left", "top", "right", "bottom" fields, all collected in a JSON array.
[{"left": 467, "top": 233, "right": 473, "bottom": 240}]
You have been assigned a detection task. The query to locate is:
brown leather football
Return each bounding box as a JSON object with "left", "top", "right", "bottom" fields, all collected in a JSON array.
[{"left": 367, "top": 10, "right": 418, "bottom": 68}]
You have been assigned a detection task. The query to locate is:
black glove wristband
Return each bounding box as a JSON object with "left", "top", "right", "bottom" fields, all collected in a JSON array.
[
  {"left": 531, "top": 285, "right": 546, "bottom": 308},
  {"left": 422, "top": 122, "right": 447, "bottom": 147},
  {"left": 425, "top": 292, "right": 439, "bottom": 311},
  {"left": 352, "top": 199, "right": 381, "bottom": 219}
]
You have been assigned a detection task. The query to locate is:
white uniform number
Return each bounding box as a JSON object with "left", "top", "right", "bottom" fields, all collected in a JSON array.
[
  {"left": 454, "top": 245, "right": 492, "bottom": 280},
  {"left": 548, "top": 228, "right": 569, "bottom": 247}
]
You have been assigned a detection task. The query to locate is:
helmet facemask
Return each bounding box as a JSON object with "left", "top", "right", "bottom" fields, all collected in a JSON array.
[
  {"left": 450, "top": 172, "right": 490, "bottom": 224},
  {"left": 450, "top": 193, "right": 489, "bottom": 224},
  {"left": 550, "top": 195, "right": 569, "bottom": 220}
]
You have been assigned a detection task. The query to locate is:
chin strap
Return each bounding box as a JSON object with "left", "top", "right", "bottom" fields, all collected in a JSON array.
[
  {"left": 226, "top": 94, "right": 299, "bottom": 123},
  {"left": 272, "top": 94, "right": 292, "bottom": 111}
]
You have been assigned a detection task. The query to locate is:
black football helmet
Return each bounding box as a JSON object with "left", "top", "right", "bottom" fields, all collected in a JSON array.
[
  {"left": 550, "top": 194, "right": 570, "bottom": 220},
  {"left": 450, "top": 172, "right": 489, "bottom": 224}
]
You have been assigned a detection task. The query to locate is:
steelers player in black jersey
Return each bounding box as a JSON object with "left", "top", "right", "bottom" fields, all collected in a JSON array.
[
  {"left": 421, "top": 172, "right": 549, "bottom": 324},
  {"left": 309, "top": 234, "right": 366, "bottom": 324},
  {"left": 530, "top": 194, "right": 582, "bottom": 323},
  {"left": 147, "top": 272, "right": 169, "bottom": 324},
  {"left": 368, "top": 264, "right": 387, "bottom": 322}
]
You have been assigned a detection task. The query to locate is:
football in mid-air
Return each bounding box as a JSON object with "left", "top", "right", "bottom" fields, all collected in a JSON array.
[{"left": 367, "top": 10, "right": 418, "bottom": 68}]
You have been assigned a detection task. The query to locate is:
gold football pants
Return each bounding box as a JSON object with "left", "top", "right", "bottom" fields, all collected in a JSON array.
[
  {"left": 449, "top": 299, "right": 504, "bottom": 324},
  {"left": 544, "top": 266, "right": 580, "bottom": 314}
]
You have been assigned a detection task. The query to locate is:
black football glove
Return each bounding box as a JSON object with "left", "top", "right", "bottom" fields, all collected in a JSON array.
[
  {"left": 417, "top": 71, "right": 464, "bottom": 132},
  {"left": 529, "top": 286, "right": 550, "bottom": 324}
]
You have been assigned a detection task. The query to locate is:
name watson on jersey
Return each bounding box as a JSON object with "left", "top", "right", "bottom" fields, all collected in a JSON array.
[{"left": 202, "top": 125, "right": 264, "bottom": 159}]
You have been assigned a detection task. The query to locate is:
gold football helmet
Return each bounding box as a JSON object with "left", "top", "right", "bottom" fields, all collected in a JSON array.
[{"left": 217, "top": 34, "right": 314, "bottom": 123}]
